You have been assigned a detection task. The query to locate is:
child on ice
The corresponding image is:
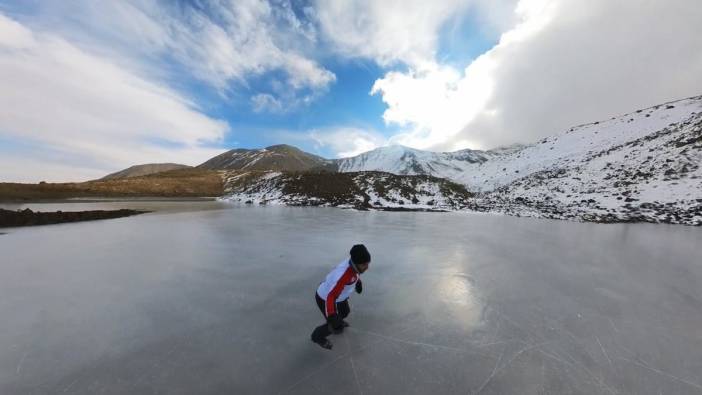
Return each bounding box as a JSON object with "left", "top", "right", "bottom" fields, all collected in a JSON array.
[{"left": 310, "top": 244, "right": 370, "bottom": 350}]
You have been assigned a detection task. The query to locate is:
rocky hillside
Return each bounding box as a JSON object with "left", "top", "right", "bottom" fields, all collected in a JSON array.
[
  {"left": 470, "top": 101, "right": 702, "bottom": 225},
  {"left": 198, "top": 144, "right": 332, "bottom": 171},
  {"left": 333, "top": 95, "right": 702, "bottom": 225},
  {"left": 100, "top": 163, "right": 191, "bottom": 180},
  {"left": 220, "top": 170, "right": 472, "bottom": 211}
]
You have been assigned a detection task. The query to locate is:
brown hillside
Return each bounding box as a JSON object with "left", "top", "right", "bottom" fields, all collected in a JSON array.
[
  {"left": 0, "top": 168, "right": 224, "bottom": 201},
  {"left": 198, "top": 144, "right": 332, "bottom": 171},
  {"left": 100, "top": 163, "right": 192, "bottom": 180}
]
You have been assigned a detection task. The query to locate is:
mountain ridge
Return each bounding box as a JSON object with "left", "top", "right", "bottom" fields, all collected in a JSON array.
[
  {"left": 216, "top": 94, "right": 702, "bottom": 225},
  {"left": 197, "top": 144, "right": 332, "bottom": 172},
  {"left": 58, "top": 93, "right": 702, "bottom": 225},
  {"left": 99, "top": 163, "right": 192, "bottom": 180}
]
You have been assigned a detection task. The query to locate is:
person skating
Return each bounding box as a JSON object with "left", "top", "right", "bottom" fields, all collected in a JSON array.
[{"left": 310, "top": 244, "right": 370, "bottom": 350}]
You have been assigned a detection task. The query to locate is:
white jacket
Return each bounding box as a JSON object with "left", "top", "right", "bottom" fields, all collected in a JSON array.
[{"left": 316, "top": 259, "right": 360, "bottom": 317}]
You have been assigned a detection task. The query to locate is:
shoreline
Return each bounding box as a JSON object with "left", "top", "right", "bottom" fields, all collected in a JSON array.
[
  {"left": 3, "top": 197, "right": 699, "bottom": 227},
  {"left": 0, "top": 208, "right": 149, "bottom": 228},
  {"left": 0, "top": 196, "right": 219, "bottom": 204}
]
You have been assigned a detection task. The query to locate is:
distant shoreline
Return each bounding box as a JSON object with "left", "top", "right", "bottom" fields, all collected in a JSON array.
[
  {"left": 1, "top": 196, "right": 218, "bottom": 204},
  {"left": 0, "top": 168, "right": 225, "bottom": 202}
]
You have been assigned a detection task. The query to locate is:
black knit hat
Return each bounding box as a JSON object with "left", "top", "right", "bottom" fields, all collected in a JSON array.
[{"left": 350, "top": 244, "right": 371, "bottom": 265}]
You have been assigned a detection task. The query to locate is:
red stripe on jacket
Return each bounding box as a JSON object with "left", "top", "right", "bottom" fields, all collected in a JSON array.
[{"left": 325, "top": 267, "right": 355, "bottom": 317}]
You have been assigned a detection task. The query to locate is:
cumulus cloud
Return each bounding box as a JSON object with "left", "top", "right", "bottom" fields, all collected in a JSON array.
[
  {"left": 0, "top": 13, "right": 227, "bottom": 182},
  {"left": 315, "top": 0, "right": 473, "bottom": 67},
  {"left": 9, "top": 0, "right": 335, "bottom": 110},
  {"left": 308, "top": 127, "right": 387, "bottom": 158},
  {"left": 369, "top": 0, "right": 702, "bottom": 151},
  {"left": 0, "top": 0, "right": 343, "bottom": 182},
  {"left": 4, "top": 0, "right": 702, "bottom": 181},
  {"left": 162, "top": 0, "right": 335, "bottom": 97},
  {"left": 372, "top": 61, "right": 495, "bottom": 151},
  {"left": 273, "top": 126, "right": 387, "bottom": 158}
]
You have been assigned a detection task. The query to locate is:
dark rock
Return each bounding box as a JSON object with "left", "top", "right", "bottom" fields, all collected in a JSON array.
[{"left": 1, "top": 208, "right": 147, "bottom": 228}]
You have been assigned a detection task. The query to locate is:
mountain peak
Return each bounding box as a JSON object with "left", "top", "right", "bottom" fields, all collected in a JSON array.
[
  {"left": 373, "top": 144, "right": 420, "bottom": 153},
  {"left": 336, "top": 143, "right": 489, "bottom": 175},
  {"left": 264, "top": 144, "right": 299, "bottom": 151},
  {"left": 198, "top": 144, "right": 328, "bottom": 171}
]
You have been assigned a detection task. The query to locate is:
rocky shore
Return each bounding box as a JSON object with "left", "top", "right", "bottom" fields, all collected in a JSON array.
[
  {"left": 465, "top": 196, "right": 702, "bottom": 226},
  {"left": 0, "top": 208, "right": 148, "bottom": 228},
  {"left": 221, "top": 170, "right": 473, "bottom": 211}
]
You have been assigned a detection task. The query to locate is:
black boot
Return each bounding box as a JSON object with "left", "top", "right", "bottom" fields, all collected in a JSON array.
[{"left": 311, "top": 335, "right": 333, "bottom": 350}]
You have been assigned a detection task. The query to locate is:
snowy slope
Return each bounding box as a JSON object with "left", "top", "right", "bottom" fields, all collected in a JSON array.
[
  {"left": 334, "top": 94, "right": 702, "bottom": 224},
  {"left": 457, "top": 96, "right": 702, "bottom": 193},
  {"left": 220, "top": 170, "right": 471, "bottom": 211},
  {"left": 472, "top": 102, "right": 702, "bottom": 225},
  {"left": 217, "top": 94, "right": 701, "bottom": 224},
  {"left": 338, "top": 96, "right": 702, "bottom": 195},
  {"left": 335, "top": 145, "right": 489, "bottom": 178}
]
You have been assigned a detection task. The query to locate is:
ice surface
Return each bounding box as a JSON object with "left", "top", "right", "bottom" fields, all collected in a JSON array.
[{"left": 1, "top": 202, "right": 701, "bottom": 394}]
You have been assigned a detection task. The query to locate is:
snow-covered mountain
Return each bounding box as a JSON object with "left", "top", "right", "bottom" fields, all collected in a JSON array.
[
  {"left": 468, "top": 96, "right": 702, "bottom": 224},
  {"left": 217, "top": 94, "right": 702, "bottom": 225},
  {"left": 329, "top": 95, "right": 702, "bottom": 224},
  {"left": 335, "top": 145, "right": 490, "bottom": 177},
  {"left": 455, "top": 96, "right": 702, "bottom": 193},
  {"left": 337, "top": 96, "right": 701, "bottom": 194}
]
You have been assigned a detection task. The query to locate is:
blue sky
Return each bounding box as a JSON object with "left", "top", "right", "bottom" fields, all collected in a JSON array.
[
  {"left": 1, "top": 0, "right": 701, "bottom": 181},
  {"left": 200, "top": 58, "right": 391, "bottom": 153},
  {"left": 136, "top": 3, "right": 500, "bottom": 157}
]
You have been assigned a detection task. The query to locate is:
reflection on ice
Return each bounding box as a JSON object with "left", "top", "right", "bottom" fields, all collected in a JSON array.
[{"left": 436, "top": 273, "right": 475, "bottom": 306}]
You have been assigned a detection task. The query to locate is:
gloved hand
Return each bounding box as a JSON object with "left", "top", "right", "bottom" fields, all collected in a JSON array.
[
  {"left": 327, "top": 313, "right": 344, "bottom": 334},
  {"left": 355, "top": 279, "right": 363, "bottom": 294}
]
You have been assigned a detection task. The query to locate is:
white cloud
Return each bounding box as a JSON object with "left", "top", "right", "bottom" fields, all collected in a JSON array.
[
  {"left": 372, "top": 60, "right": 495, "bottom": 150},
  {"left": 264, "top": 126, "right": 386, "bottom": 158},
  {"left": 8, "top": 1, "right": 335, "bottom": 111},
  {"left": 283, "top": 53, "right": 336, "bottom": 90},
  {"left": 307, "top": 127, "right": 387, "bottom": 158},
  {"left": 5, "top": 0, "right": 702, "bottom": 183},
  {"left": 0, "top": 154, "right": 107, "bottom": 183},
  {"left": 369, "top": 0, "right": 702, "bottom": 151},
  {"left": 0, "top": 13, "right": 227, "bottom": 182},
  {"left": 312, "top": 0, "right": 520, "bottom": 150},
  {"left": 163, "top": 0, "right": 335, "bottom": 96},
  {"left": 315, "top": 0, "right": 473, "bottom": 67},
  {"left": 251, "top": 94, "right": 284, "bottom": 113},
  {"left": 0, "top": 11, "right": 35, "bottom": 48}
]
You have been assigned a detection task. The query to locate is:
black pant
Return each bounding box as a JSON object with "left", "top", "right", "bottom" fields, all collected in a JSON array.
[{"left": 311, "top": 292, "right": 350, "bottom": 342}]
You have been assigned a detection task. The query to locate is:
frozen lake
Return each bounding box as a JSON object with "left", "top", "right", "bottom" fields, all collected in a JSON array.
[{"left": 1, "top": 201, "right": 701, "bottom": 394}]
